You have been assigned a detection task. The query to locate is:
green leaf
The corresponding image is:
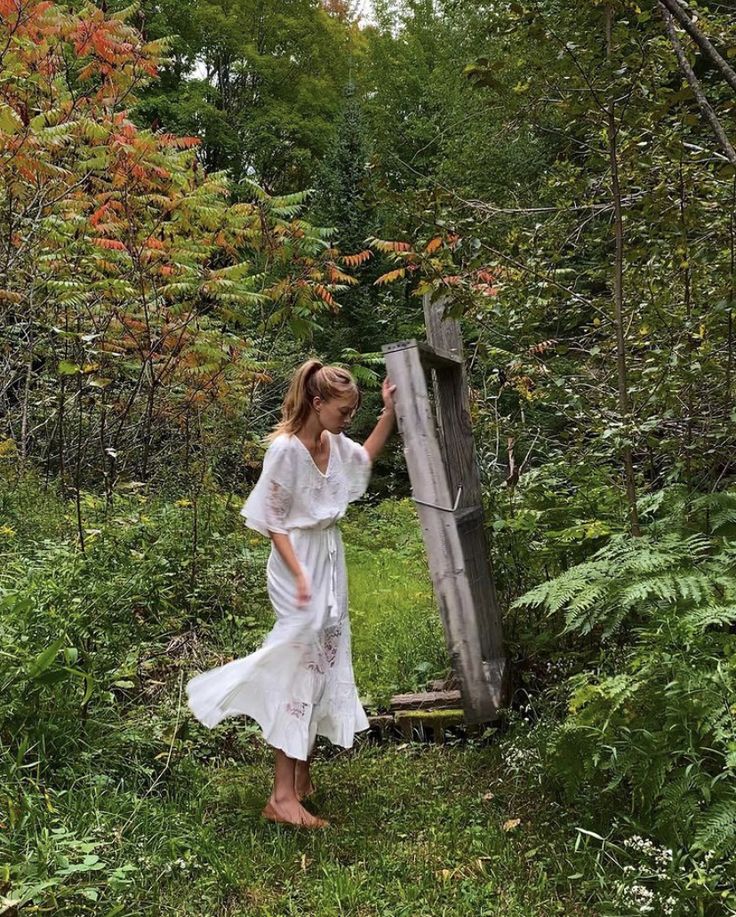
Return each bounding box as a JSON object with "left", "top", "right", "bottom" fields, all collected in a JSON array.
[
  {"left": 0, "top": 103, "right": 23, "bottom": 135},
  {"left": 62, "top": 666, "right": 95, "bottom": 704},
  {"left": 28, "top": 637, "right": 65, "bottom": 678}
]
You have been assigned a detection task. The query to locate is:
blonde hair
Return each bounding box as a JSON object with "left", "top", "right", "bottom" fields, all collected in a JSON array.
[{"left": 265, "top": 359, "right": 361, "bottom": 443}]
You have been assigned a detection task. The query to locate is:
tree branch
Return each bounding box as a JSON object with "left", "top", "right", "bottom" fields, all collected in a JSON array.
[
  {"left": 658, "top": 1, "right": 736, "bottom": 168},
  {"left": 659, "top": 0, "right": 736, "bottom": 94}
]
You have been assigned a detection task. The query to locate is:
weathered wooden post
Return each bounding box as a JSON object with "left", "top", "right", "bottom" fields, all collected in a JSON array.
[{"left": 381, "top": 294, "right": 508, "bottom": 723}]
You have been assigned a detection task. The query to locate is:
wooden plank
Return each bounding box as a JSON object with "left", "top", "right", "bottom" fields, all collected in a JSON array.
[
  {"left": 390, "top": 690, "right": 462, "bottom": 711},
  {"left": 382, "top": 341, "right": 451, "bottom": 509},
  {"left": 422, "top": 294, "right": 463, "bottom": 360},
  {"left": 454, "top": 505, "right": 483, "bottom": 524},
  {"left": 417, "top": 341, "right": 463, "bottom": 368},
  {"left": 395, "top": 709, "right": 465, "bottom": 724},
  {"left": 382, "top": 340, "right": 499, "bottom": 723},
  {"left": 368, "top": 715, "right": 395, "bottom": 727},
  {"left": 422, "top": 293, "right": 507, "bottom": 698},
  {"left": 456, "top": 499, "right": 505, "bottom": 677},
  {"left": 422, "top": 294, "right": 474, "bottom": 504},
  {"left": 367, "top": 714, "right": 395, "bottom": 738},
  {"left": 382, "top": 339, "right": 463, "bottom": 369},
  {"left": 395, "top": 709, "right": 466, "bottom": 745}
]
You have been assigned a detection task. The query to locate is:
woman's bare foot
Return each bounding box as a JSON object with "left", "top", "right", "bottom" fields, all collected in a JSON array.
[
  {"left": 295, "top": 781, "right": 315, "bottom": 802},
  {"left": 262, "top": 796, "right": 328, "bottom": 829},
  {"left": 295, "top": 762, "right": 315, "bottom": 801}
]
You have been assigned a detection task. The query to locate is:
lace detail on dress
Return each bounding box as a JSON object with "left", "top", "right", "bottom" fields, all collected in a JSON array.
[
  {"left": 322, "top": 623, "right": 341, "bottom": 666},
  {"left": 286, "top": 700, "right": 308, "bottom": 719},
  {"left": 303, "top": 622, "right": 343, "bottom": 676},
  {"left": 264, "top": 480, "right": 291, "bottom": 533}
]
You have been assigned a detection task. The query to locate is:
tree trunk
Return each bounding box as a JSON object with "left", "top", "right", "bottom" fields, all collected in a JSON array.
[
  {"left": 658, "top": 1, "right": 736, "bottom": 168},
  {"left": 659, "top": 0, "right": 736, "bottom": 93},
  {"left": 140, "top": 369, "right": 157, "bottom": 480},
  {"left": 678, "top": 157, "right": 695, "bottom": 492},
  {"left": 74, "top": 350, "right": 85, "bottom": 554},
  {"left": 20, "top": 288, "right": 35, "bottom": 471},
  {"left": 19, "top": 338, "right": 33, "bottom": 471},
  {"left": 606, "top": 5, "right": 641, "bottom": 536},
  {"left": 728, "top": 175, "right": 735, "bottom": 406}
]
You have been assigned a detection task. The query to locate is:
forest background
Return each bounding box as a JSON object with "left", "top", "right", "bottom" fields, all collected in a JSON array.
[{"left": 2, "top": 0, "right": 736, "bottom": 914}]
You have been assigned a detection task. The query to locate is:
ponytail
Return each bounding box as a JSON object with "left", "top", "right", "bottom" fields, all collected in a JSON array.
[{"left": 265, "top": 359, "right": 361, "bottom": 443}]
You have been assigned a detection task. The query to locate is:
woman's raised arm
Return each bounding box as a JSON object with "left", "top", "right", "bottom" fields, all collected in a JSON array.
[{"left": 362, "top": 377, "right": 397, "bottom": 463}]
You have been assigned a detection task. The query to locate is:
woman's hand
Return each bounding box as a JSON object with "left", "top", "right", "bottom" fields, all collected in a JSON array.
[
  {"left": 295, "top": 566, "right": 312, "bottom": 608},
  {"left": 381, "top": 376, "right": 397, "bottom": 414}
]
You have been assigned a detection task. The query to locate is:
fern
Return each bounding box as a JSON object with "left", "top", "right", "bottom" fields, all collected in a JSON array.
[
  {"left": 654, "top": 769, "right": 702, "bottom": 838},
  {"left": 683, "top": 604, "right": 736, "bottom": 633},
  {"left": 521, "top": 503, "right": 736, "bottom": 862},
  {"left": 693, "top": 796, "right": 736, "bottom": 853}
]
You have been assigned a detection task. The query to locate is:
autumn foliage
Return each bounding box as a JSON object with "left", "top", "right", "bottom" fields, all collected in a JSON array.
[{"left": 0, "top": 0, "right": 357, "bottom": 487}]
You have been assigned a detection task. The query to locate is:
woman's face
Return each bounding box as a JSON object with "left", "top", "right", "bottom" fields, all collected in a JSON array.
[{"left": 314, "top": 391, "right": 358, "bottom": 435}]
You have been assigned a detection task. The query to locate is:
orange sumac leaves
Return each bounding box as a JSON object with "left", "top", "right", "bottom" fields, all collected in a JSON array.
[
  {"left": 374, "top": 268, "right": 406, "bottom": 286},
  {"left": 92, "top": 238, "right": 127, "bottom": 251},
  {"left": 313, "top": 284, "right": 337, "bottom": 307},
  {"left": 528, "top": 339, "right": 558, "bottom": 355},
  {"left": 366, "top": 237, "right": 412, "bottom": 254},
  {"left": 0, "top": 0, "right": 362, "bottom": 460},
  {"left": 341, "top": 249, "right": 373, "bottom": 268}
]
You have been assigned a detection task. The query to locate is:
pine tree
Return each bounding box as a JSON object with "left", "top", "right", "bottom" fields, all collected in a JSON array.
[{"left": 311, "top": 81, "right": 382, "bottom": 356}]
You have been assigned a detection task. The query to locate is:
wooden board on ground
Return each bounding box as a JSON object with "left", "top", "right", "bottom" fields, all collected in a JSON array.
[
  {"left": 390, "top": 690, "right": 462, "bottom": 711},
  {"left": 396, "top": 709, "right": 468, "bottom": 744}
]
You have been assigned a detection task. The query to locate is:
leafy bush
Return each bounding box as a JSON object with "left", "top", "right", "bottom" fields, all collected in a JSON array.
[
  {"left": 512, "top": 485, "right": 736, "bottom": 915},
  {"left": 0, "top": 472, "right": 272, "bottom": 911}
]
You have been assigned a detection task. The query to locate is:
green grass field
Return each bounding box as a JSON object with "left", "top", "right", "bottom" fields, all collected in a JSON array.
[
  {"left": 1, "top": 487, "right": 601, "bottom": 915},
  {"left": 342, "top": 499, "right": 451, "bottom": 709},
  {"left": 123, "top": 744, "right": 595, "bottom": 916}
]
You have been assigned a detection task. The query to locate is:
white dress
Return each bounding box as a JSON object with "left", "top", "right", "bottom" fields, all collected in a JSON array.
[{"left": 186, "top": 430, "right": 372, "bottom": 761}]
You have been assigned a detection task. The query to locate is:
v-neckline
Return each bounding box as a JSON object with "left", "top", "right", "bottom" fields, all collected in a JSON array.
[{"left": 293, "top": 431, "right": 332, "bottom": 478}]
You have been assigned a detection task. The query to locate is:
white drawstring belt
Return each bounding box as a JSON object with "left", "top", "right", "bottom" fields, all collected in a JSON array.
[{"left": 325, "top": 526, "right": 339, "bottom": 624}]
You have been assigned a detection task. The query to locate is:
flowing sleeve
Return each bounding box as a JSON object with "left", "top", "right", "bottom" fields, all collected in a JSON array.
[
  {"left": 338, "top": 433, "right": 373, "bottom": 502},
  {"left": 239, "top": 438, "right": 295, "bottom": 537}
]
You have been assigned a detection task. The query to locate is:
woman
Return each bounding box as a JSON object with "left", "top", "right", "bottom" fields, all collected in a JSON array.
[{"left": 186, "top": 359, "right": 397, "bottom": 828}]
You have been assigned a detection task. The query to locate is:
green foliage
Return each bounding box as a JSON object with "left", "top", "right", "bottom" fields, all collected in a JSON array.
[
  {"left": 0, "top": 1, "right": 360, "bottom": 491},
  {"left": 135, "top": 0, "right": 361, "bottom": 190},
  {"left": 0, "top": 471, "right": 272, "bottom": 909},
  {"left": 511, "top": 487, "right": 736, "bottom": 911},
  {"left": 4, "top": 0, "right": 736, "bottom": 912},
  {"left": 310, "top": 81, "right": 386, "bottom": 356},
  {"left": 0, "top": 477, "right": 601, "bottom": 915}
]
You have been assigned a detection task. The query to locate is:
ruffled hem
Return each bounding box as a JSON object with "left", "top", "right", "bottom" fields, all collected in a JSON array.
[
  {"left": 186, "top": 641, "right": 370, "bottom": 761},
  {"left": 187, "top": 684, "right": 369, "bottom": 761},
  {"left": 313, "top": 702, "right": 370, "bottom": 750}
]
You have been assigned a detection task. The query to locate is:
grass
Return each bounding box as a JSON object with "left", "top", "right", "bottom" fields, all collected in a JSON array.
[
  {"left": 83, "top": 743, "right": 597, "bottom": 916},
  {"left": 342, "top": 499, "right": 450, "bottom": 708},
  {"left": 1, "top": 481, "right": 602, "bottom": 915}
]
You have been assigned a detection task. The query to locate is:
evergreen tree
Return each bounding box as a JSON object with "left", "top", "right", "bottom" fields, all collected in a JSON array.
[{"left": 311, "top": 81, "right": 385, "bottom": 356}]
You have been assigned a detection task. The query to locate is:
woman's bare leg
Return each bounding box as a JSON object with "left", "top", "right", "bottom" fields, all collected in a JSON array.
[
  {"left": 262, "top": 749, "right": 327, "bottom": 828},
  {"left": 295, "top": 750, "right": 316, "bottom": 800}
]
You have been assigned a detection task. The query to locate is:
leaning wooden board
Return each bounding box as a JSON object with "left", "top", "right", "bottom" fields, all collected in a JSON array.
[{"left": 381, "top": 294, "right": 509, "bottom": 723}]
